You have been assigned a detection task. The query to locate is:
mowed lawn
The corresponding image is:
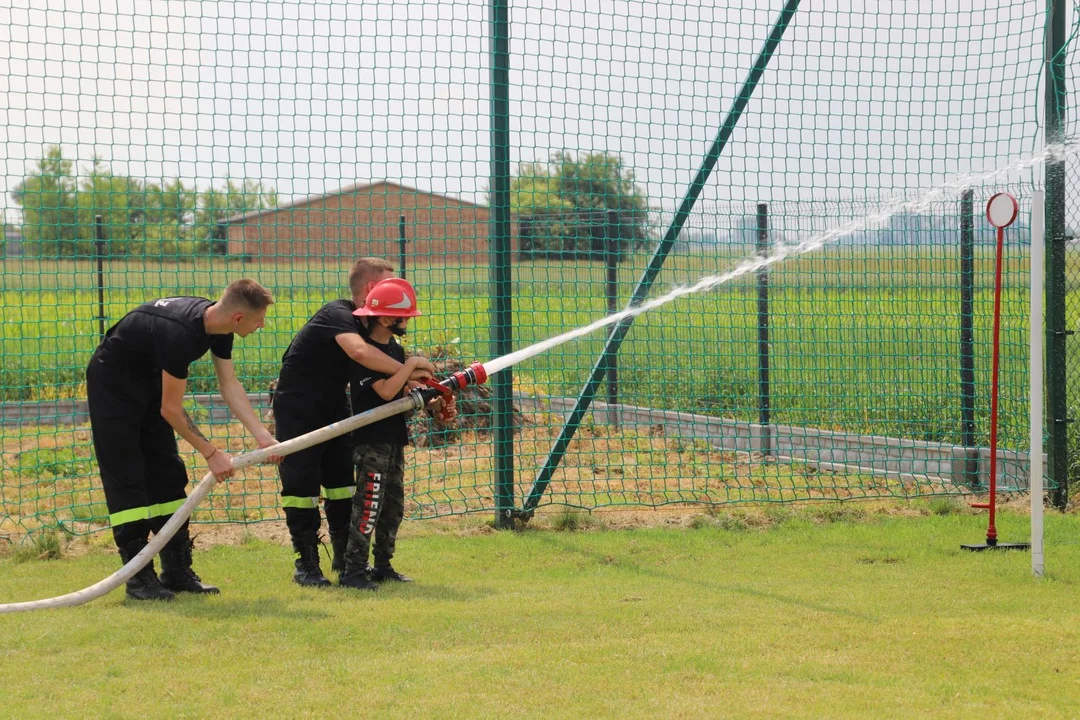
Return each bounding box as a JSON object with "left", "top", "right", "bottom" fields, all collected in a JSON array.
[{"left": 0, "top": 508, "right": 1078, "bottom": 718}]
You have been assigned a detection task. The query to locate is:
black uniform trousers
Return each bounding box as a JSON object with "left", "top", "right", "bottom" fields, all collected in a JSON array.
[
  {"left": 86, "top": 352, "right": 190, "bottom": 549},
  {"left": 274, "top": 391, "right": 355, "bottom": 539}
]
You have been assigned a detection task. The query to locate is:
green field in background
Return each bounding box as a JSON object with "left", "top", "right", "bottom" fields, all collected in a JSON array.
[{"left": 0, "top": 250, "right": 1043, "bottom": 448}]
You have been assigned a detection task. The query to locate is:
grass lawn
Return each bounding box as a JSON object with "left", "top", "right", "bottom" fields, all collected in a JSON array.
[{"left": 1, "top": 507, "right": 1078, "bottom": 718}]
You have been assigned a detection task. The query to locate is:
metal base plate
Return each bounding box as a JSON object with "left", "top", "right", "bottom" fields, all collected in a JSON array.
[{"left": 961, "top": 542, "right": 1030, "bottom": 552}]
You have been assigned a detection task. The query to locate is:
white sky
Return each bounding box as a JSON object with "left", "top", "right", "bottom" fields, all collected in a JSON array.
[{"left": 0, "top": 0, "right": 1052, "bottom": 220}]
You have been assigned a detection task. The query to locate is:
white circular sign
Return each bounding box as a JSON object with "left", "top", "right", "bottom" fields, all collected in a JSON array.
[{"left": 986, "top": 193, "right": 1018, "bottom": 229}]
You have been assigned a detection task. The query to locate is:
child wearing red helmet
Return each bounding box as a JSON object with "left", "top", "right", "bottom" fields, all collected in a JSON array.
[{"left": 338, "top": 278, "right": 455, "bottom": 590}]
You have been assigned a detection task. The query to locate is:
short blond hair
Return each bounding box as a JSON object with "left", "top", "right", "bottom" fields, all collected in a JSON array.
[
  {"left": 348, "top": 257, "right": 394, "bottom": 298},
  {"left": 219, "top": 279, "right": 274, "bottom": 311}
]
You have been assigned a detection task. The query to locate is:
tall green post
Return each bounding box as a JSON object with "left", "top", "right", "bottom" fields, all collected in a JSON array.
[
  {"left": 521, "top": 0, "right": 803, "bottom": 515},
  {"left": 756, "top": 203, "right": 771, "bottom": 456},
  {"left": 95, "top": 214, "right": 106, "bottom": 340},
  {"left": 489, "top": 0, "right": 515, "bottom": 528},
  {"left": 959, "top": 190, "right": 979, "bottom": 488},
  {"left": 1045, "top": 0, "right": 1069, "bottom": 509},
  {"left": 605, "top": 209, "right": 620, "bottom": 428},
  {"left": 398, "top": 214, "right": 407, "bottom": 281}
]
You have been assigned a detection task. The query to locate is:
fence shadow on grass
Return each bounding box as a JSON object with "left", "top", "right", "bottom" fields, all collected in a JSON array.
[{"left": 531, "top": 532, "right": 878, "bottom": 622}]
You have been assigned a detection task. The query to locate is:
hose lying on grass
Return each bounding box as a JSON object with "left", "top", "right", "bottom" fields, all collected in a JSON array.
[{"left": 0, "top": 367, "right": 484, "bottom": 615}]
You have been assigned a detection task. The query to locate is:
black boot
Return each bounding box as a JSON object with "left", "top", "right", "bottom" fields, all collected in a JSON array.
[
  {"left": 118, "top": 540, "right": 175, "bottom": 602},
  {"left": 339, "top": 563, "right": 378, "bottom": 591},
  {"left": 293, "top": 534, "right": 331, "bottom": 588},
  {"left": 370, "top": 564, "right": 412, "bottom": 583},
  {"left": 324, "top": 498, "right": 353, "bottom": 575},
  {"left": 285, "top": 506, "right": 330, "bottom": 587},
  {"left": 330, "top": 532, "right": 349, "bottom": 575},
  {"left": 160, "top": 526, "right": 220, "bottom": 595}
]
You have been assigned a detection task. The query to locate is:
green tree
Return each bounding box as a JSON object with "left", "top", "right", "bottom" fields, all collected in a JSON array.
[
  {"left": 141, "top": 179, "right": 198, "bottom": 255},
  {"left": 13, "top": 147, "right": 279, "bottom": 256},
  {"left": 509, "top": 152, "right": 649, "bottom": 259},
  {"left": 511, "top": 162, "right": 575, "bottom": 257},
  {"left": 510, "top": 162, "right": 572, "bottom": 213},
  {"left": 195, "top": 180, "right": 278, "bottom": 254},
  {"left": 10, "top": 146, "right": 80, "bottom": 256},
  {"left": 74, "top": 156, "right": 149, "bottom": 255}
]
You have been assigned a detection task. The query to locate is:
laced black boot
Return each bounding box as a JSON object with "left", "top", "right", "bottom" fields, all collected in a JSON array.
[
  {"left": 324, "top": 497, "right": 353, "bottom": 575},
  {"left": 330, "top": 532, "right": 349, "bottom": 575},
  {"left": 160, "top": 526, "right": 220, "bottom": 595},
  {"left": 293, "top": 533, "right": 331, "bottom": 588},
  {"left": 119, "top": 540, "right": 175, "bottom": 602},
  {"left": 370, "top": 564, "right": 412, "bottom": 583},
  {"left": 338, "top": 562, "right": 378, "bottom": 591}
]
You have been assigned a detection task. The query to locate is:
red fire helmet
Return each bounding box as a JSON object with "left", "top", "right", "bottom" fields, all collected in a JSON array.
[{"left": 353, "top": 277, "right": 422, "bottom": 318}]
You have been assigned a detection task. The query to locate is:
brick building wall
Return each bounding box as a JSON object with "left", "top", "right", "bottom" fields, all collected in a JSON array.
[{"left": 224, "top": 181, "right": 515, "bottom": 262}]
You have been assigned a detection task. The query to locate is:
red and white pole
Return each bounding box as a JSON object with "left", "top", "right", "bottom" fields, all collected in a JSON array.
[{"left": 963, "top": 193, "right": 1028, "bottom": 551}]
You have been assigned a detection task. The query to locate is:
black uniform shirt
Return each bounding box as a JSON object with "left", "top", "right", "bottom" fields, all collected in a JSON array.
[
  {"left": 94, "top": 296, "right": 233, "bottom": 379},
  {"left": 276, "top": 300, "right": 362, "bottom": 407},
  {"left": 349, "top": 336, "right": 409, "bottom": 446}
]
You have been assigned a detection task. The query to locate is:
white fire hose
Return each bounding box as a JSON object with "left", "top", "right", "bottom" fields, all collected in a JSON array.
[{"left": 0, "top": 391, "right": 430, "bottom": 614}]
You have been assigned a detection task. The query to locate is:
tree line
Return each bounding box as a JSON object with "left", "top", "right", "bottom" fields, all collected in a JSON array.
[
  {"left": 9, "top": 146, "right": 651, "bottom": 259},
  {"left": 9, "top": 146, "right": 277, "bottom": 257},
  {"left": 507, "top": 151, "right": 651, "bottom": 260}
]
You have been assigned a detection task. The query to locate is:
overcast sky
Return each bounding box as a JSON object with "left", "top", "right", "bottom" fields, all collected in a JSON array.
[{"left": 0, "top": 0, "right": 1054, "bottom": 223}]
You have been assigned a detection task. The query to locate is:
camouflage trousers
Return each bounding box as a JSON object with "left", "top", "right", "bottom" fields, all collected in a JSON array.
[{"left": 344, "top": 443, "right": 406, "bottom": 573}]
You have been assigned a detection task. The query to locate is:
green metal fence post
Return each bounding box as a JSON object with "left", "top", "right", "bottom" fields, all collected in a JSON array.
[
  {"left": 95, "top": 214, "right": 106, "bottom": 341},
  {"left": 521, "top": 0, "right": 803, "bottom": 515},
  {"left": 1045, "top": 0, "right": 1069, "bottom": 509},
  {"left": 959, "top": 190, "right": 979, "bottom": 487},
  {"left": 605, "top": 209, "right": 620, "bottom": 428},
  {"left": 489, "top": 0, "right": 515, "bottom": 528},
  {"left": 398, "top": 214, "right": 407, "bottom": 281},
  {"left": 756, "top": 203, "right": 771, "bottom": 456}
]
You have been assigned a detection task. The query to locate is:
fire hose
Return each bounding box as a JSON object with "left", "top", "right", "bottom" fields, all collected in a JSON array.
[{"left": 0, "top": 363, "right": 487, "bottom": 614}]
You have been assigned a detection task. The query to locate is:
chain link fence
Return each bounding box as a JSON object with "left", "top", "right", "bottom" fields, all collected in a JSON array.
[{"left": 0, "top": 0, "right": 1064, "bottom": 538}]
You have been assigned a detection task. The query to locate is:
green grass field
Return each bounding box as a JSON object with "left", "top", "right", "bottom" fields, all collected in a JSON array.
[
  {"left": 1, "top": 508, "right": 1077, "bottom": 717},
  {"left": 0, "top": 249, "right": 1051, "bottom": 448}
]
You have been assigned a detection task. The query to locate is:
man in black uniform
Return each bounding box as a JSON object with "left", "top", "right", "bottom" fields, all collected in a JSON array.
[
  {"left": 86, "top": 279, "right": 279, "bottom": 602},
  {"left": 274, "top": 258, "right": 435, "bottom": 587}
]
